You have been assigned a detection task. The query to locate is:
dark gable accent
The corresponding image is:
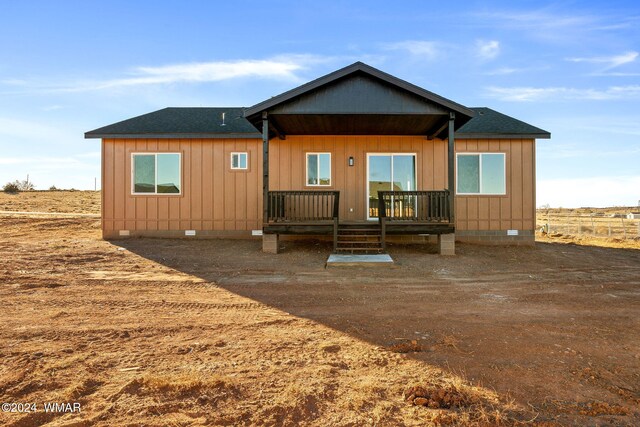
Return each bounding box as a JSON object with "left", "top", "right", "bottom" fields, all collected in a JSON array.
[
  {"left": 245, "top": 62, "right": 475, "bottom": 138},
  {"left": 268, "top": 73, "right": 450, "bottom": 115}
]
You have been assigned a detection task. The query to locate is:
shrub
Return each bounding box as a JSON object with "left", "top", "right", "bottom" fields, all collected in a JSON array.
[
  {"left": 3, "top": 182, "right": 20, "bottom": 194},
  {"left": 18, "top": 179, "right": 35, "bottom": 191},
  {"left": 49, "top": 185, "right": 58, "bottom": 191},
  {"left": 3, "top": 179, "right": 35, "bottom": 193}
]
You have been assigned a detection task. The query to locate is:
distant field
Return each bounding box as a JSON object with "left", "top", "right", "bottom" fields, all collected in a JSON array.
[
  {"left": 0, "top": 190, "right": 100, "bottom": 214},
  {"left": 536, "top": 207, "right": 640, "bottom": 249}
]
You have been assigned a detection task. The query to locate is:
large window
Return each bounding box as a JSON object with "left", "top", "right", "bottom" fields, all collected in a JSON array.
[
  {"left": 456, "top": 153, "right": 506, "bottom": 195},
  {"left": 306, "top": 153, "right": 331, "bottom": 186},
  {"left": 132, "top": 153, "right": 181, "bottom": 194}
]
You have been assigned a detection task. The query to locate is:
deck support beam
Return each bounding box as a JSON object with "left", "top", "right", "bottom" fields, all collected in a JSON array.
[
  {"left": 262, "top": 112, "right": 269, "bottom": 226},
  {"left": 447, "top": 112, "right": 455, "bottom": 225}
]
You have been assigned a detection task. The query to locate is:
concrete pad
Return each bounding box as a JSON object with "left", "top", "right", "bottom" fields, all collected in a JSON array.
[{"left": 326, "top": 254, "right": 394, "bottom": 267}]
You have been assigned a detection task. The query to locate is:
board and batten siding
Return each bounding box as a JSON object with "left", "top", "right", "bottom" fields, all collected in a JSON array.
[
  {"left": 101, "top": 136, "right": 536, "bottom": 241},
  {"left": 454, "top": 139, "right": 536, "bottom": 240},
  {"left": 268, "top": 135, "right": 448, "bottom": 221},
  {"left": 102, "top": 138, "right": 262, "bottom": 239}
]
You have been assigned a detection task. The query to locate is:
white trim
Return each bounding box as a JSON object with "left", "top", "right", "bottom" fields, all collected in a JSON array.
[
  {"left": 131, "top": 152, "right": 182, "bottom": 196},
  {"left": 366, "top": 153, "right": 417, "bottom": 220},
  {"left": 455, "top": 152, "right": 506, "bottom": 196},
  {"left": 305, "top": 152, "right": 332, "bottom": 186},
  {"left": 230, "top": 152, "right": 248, "bottom": 170}
]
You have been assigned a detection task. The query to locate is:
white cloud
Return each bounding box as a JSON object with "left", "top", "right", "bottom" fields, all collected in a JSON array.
[
  {"left": 475, "top": 40, "right": 500, "bottom": 60},
  {"left": 485, "top": 85, "right": 640, "bottom": 101},
  {"left": 382, "top": 40, "right": 441, "bottom": 60},
  {"left": 538, "top": 176, "right": 640, "bottom": 208},
  {"left": 566, "top": 51, "right": 638, "bottom": 70},
  {"left": 0, "top": 55, "right": 335, "bottom": 94}
]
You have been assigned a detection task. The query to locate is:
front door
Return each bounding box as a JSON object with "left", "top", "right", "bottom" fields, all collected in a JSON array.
[{"left": 367, "top": 154, "right": 416, "bottom": 219}]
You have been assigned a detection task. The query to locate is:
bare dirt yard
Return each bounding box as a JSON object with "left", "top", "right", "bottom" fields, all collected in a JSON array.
[{"left": 1, "top": 192, "right": 639, "bottom": 426}]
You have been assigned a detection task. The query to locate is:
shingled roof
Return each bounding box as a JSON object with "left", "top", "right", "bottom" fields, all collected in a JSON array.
[
  {"left": 85, "top": 107, "right": 261, "bottom": 139},
  {"left": 456, "top": 107, "right": 550, "bottom": 139},
  {"left": 86, "top": 106, "right": 549, "bottom": 141}
]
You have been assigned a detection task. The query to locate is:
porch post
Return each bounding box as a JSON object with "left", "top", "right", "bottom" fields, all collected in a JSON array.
[
  {"left": 262, "top": 112, "right": 269, "bottom": 225},
  {"left": 447, "top": 112, "right": 455, "bottom": 224}
]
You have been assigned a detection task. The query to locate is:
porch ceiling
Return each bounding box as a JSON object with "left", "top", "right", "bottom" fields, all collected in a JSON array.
[{"left": 269, "top": 113, "right": 447, "bottom": 136}]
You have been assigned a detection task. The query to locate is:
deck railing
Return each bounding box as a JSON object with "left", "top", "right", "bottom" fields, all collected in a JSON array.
[
  {"left": 377, "top": 190, "right": 451, "bottom": 223},
  {"left": 267, "top": 190, "right": 340, "bottom": 223}
]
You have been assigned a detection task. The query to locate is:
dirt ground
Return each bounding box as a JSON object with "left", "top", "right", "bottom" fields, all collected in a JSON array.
[{"left": 1, "top": 193, "right": 639, "bottom": 426}]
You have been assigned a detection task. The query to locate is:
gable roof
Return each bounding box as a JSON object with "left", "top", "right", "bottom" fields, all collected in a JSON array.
[
  {"left": 245, "top": 61, "right": 475, "bottom": 119},
  {"left": 456, "top": 107, "right": 550, "bottom": 139},
  {"left": 85, "top": 107, "right": 261, "bottom": 139}
]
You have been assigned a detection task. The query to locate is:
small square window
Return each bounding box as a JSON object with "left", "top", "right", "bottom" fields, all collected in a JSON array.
[{"left": 231, "top": 152, "right": 248, "bottom": 170}]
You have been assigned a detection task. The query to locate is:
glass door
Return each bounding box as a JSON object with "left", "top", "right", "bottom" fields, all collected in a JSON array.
[{"left": 367, "top": 154, "right": 416, "bottom": 219}]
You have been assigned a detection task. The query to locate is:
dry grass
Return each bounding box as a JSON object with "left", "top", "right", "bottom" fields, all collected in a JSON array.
[{"left": 0, "top": 190, "right": 100, "bottom": 214}]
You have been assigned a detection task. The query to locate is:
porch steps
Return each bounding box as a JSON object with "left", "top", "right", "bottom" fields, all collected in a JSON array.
[{"left": 335, "top": 224, "right": 384, "bottom": 254}]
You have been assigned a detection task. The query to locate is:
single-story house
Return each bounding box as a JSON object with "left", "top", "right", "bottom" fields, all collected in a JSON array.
[
  {"left": 627, "top": 212, "right": 640, "bottom": 220},
  {"left": 85, "top": 62, "right": 550, "bottom": 254}
]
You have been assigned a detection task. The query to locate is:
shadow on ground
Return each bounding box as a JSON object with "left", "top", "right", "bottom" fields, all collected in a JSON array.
[{"left": 115, "top": 236, "right": 640, "bottom": 425}]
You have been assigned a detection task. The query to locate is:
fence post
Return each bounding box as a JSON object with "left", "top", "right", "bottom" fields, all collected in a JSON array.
[
  {"left": 608, "top": 221, "right": 612, "bottom": 237},
  {"left": 578, "top": 216, "right": 581, "bottom": 235},
  {"left": 621, "top": 218, "right": 626, "bottom": 239}
]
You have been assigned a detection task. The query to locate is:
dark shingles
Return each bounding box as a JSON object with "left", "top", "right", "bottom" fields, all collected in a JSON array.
[
  {"left": 456, "top": 107, "right": 550, "bottom": 138},
  {"left": 85, "top": 107, "right": 260, "bottom": 138}
]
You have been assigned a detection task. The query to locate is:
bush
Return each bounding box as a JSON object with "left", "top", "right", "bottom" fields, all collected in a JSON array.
[
  {"left": 49, "top": 185, "right": 58, "bottom": 191},
  {"left": 3, "top": 179, "right": 35, "bottom": 193},
  {"left": 3, "top": 182, "right": 20, "bottom": 194}
]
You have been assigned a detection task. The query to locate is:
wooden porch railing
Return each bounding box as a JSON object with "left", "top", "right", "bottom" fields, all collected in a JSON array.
[
  {"left": 267, "top": 190, "right": 340, "bottom": 222},
  {"left": 376, "top": 190, "right": 451, "bottom": 252},
  {"left": 266, "top": 190, "right": 340, "bottom": 251},
  {"left": 377, "top": 190, "right": 451, "bottom": 223}
]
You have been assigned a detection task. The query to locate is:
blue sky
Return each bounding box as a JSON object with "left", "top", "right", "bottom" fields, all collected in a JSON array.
[{"left": 1, "top": 0, "right": 638, "bottom": 207}]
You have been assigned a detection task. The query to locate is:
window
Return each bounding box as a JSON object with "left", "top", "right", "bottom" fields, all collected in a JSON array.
[
  {"left": 456, "top": 153, "right": 506, "bottom": 195},
  {"left": 306, "top": 153, "right": 331, "bottom": 186},
  {"left": 231, "top": 152, "right": 248, "bottom": 170},
  {"left": 132, "top": 153, "right": 181, "bottom": 194}
]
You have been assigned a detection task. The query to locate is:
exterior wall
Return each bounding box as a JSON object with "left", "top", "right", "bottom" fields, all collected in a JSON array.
[
  {"left": 102, "top": 138, "right": 262, "bottom": 239},
  {"left": 269, "top": 135, "right": 448, "bottom": 221},
  {"left": 101, "top": 135, "right": 536, "bottom": 245},
  {"left": 455, "top": 139, "right": 536, "bottom": 245}
]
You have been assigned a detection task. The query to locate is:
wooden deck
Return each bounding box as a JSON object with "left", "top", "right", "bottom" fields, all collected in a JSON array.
[{"left": 263, "top": 190, "right": 454, "bottom": 252}]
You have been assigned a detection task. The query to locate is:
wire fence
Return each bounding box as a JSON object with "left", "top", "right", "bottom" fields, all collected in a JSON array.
[{"left": 536, "top": 211, "right": 640, "bottom": 239}]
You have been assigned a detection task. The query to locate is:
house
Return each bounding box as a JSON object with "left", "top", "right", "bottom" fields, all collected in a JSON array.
[
  {"left": 85, "top": 62, "right": 550, "bottom": 255},
  {"left": 627, "top": 212, "right": 640, "bottom": 220}
]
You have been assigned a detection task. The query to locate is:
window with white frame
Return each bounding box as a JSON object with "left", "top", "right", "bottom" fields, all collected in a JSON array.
[
  {"left": 456, "top": 153, "right": 506, "bottom": 195},
  {"left": 132, "top": 153, "right": 181, "bottom": 194},
  {"left": 306, "top": 153, "right": 331, "bottom": 186},
  {"left": 231, "top": 152, "right": 248, "bottom": 170}
]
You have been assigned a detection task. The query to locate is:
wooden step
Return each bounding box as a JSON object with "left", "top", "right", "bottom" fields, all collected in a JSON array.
[{"left": 335, "top": 224, "right": 385, "bottom": 254}]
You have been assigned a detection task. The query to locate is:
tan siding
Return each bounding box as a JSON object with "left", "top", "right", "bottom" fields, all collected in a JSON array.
[
  {"left": 102, "top": 136, "right": 536, "bottom": 237},
  {"left": 102, "top": 138, "right": 262, "bottom": 237},
  {"left": 455, "top": 139, "right": 536, "bottom": 232}
]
